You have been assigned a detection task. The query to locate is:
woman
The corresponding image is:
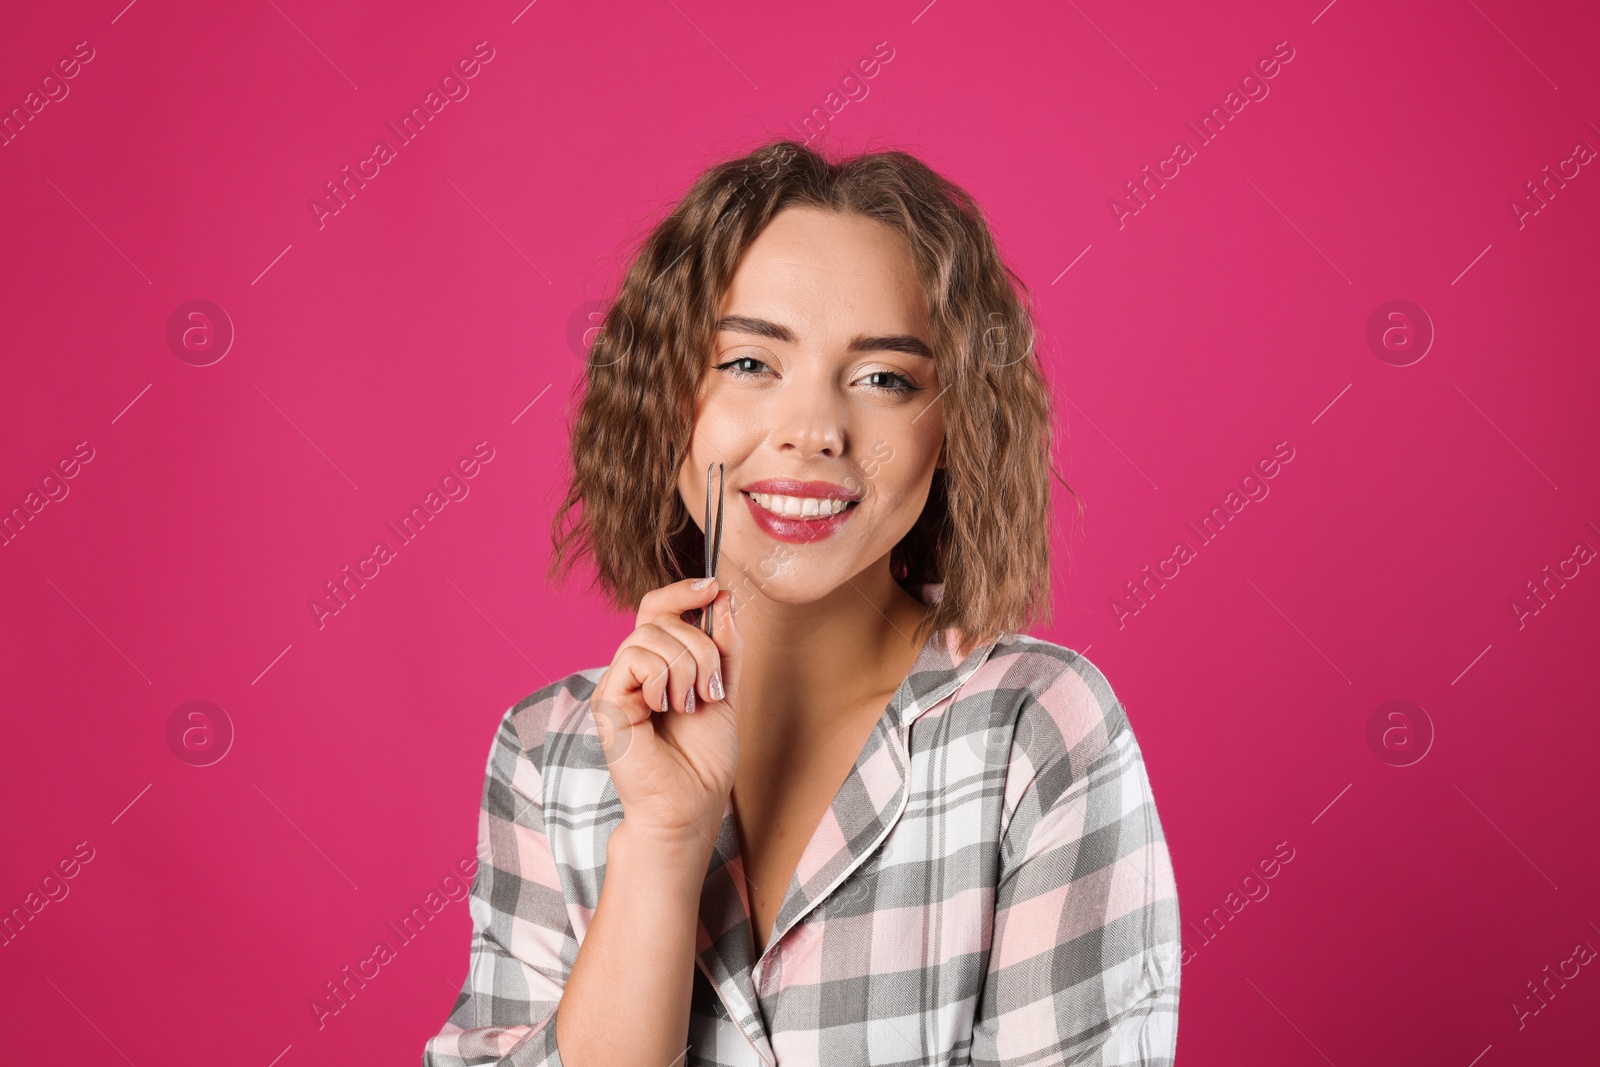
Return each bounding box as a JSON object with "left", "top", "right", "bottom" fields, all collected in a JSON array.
[{"left": 423, "top": 139, "right": 1180, "bottom": 1066}]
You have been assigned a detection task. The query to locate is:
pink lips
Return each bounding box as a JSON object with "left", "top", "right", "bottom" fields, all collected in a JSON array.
[{"left": 740, "top": 478, "right": 862, "bottom": 544}]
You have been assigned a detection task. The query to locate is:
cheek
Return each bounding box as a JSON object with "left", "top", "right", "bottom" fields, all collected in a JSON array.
[
  {"left": 683, "top": 403, "right": 755, "bottom": 504},
  {"left": 876, "top": 480, "right": 927, "bottom": 521},
  {"left": 693, "top": 393, "right": 760, "bottom": 451},
  {"left": 862, "top": 455, "right": 936, "bottom": 527},
  {"left": 864, "top": 421, "right": 941, "bottom": 506}
]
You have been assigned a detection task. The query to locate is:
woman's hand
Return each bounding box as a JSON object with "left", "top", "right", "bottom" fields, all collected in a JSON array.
[{"left": 590, "top": 577, "right": 743, "bottom": 853}]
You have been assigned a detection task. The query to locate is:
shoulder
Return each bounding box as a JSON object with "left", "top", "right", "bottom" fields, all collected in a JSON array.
[
  {"left": 487, "top": 666, "right": 608, "bottom": 775},
  {"left": 980, "top": 633, "right": 1134, "bottom": 798}
]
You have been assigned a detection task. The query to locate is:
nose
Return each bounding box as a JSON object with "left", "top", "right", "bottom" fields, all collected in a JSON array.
[{"left": 771, "top": 378, "right": 846, "bottom": 458}]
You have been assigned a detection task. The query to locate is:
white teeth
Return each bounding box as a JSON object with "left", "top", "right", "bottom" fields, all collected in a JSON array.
[{"left": 748, "top": 491, "right": 850, "bottom": 518}]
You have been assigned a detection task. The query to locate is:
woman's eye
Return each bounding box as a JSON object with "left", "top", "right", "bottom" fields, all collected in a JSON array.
[
  {"left": 713, "top": 354, "right": 771, "bottom": 378},
  {"left": 859, "top": 370, "right": 918, "bottom": 394}
]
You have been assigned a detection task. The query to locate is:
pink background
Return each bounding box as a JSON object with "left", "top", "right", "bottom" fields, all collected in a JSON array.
[{"left": 3, "top": 0, "right": 1598, "bottom": 1063}]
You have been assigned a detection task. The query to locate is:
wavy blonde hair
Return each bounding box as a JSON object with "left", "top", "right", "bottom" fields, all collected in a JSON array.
[{"left": 548, "top": 137, "right": 1080, "bottom": 656}]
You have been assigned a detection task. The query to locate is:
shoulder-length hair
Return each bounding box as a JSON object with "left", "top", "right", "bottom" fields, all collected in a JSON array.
[{"left": 548, "top": 137, "right": 1080, "bottom": 656}]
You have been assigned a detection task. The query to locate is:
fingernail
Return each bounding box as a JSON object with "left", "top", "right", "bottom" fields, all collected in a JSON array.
[
  {"left": 710, "top": 670, "right": 724, "bottom": 701},
  {"left": 661, "top": 687, "right": 670, "bottom": 714},
  {"left": 692, "top": 576, "right": 715, "bottom": 590},
  {"left": 686, "top": 689, "right": 695, "bottom": 714}
]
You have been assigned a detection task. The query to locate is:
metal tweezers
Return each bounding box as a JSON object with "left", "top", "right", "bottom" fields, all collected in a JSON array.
[{"left": 703, "top": 461, "right": 725, "bottom": 638}]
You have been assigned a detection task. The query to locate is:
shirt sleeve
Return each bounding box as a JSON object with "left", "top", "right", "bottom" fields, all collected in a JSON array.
[
  {"left": 422, "top": 697, "right": 577, "bottom": 1067},
  {"left": 968, "top": 665, "right": 1182, "bottom": 1067}
]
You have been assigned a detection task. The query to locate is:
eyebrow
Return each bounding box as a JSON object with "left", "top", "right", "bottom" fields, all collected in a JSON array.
[{"left": 715, "top": 315, "right": 935, "bottom": 360}]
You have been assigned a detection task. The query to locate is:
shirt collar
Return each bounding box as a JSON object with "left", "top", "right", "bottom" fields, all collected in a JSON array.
[{"left": 886, "top": 583, "right": 999, "bottom": 730}]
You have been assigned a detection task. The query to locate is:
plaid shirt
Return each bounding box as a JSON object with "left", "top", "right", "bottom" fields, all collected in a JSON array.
[{"left": 424, "top": 604, "right": 1181, "bottom": 1066}]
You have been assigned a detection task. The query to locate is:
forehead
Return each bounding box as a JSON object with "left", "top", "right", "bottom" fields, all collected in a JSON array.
[{"left": 719, "top": 206, "right": 929, "bottom": 332}]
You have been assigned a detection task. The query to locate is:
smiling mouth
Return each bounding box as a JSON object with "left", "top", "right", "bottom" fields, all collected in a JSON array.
[
  {"left": 739, "top": 490, "right": 861, "bottom": 544},
  {"left": 741, "top": 489, "right": 860, "bottom": 519}
]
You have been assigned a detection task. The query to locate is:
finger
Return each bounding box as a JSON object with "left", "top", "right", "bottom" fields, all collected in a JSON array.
[
  {"left": 617, "top": 622, "right": 702, "bottom": 714},
  {"left": 707, "top": 589, "right": 742, "bottom": 702},
  {"left": 601, "top": 644, "right": 679, "bottom": 725},
  {"left": 650, "top": 612, "right": 728, "bottom": 705},
  {"left": 636, "top": 576, "right": 721, "bottom": 629}
]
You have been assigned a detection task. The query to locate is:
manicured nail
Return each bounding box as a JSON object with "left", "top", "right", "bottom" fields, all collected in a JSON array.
[
  {"left": 661, "top": 687, "right": 670, "bottom": 714},
  {"left": 710, "top": 670, "right": 724, "bottom": 702},
  {"left": 686, "top": 689, "right": 695, "bottom": 714},
  {"left": 692, "top": 576, "right": 715, "bottom": 590}
]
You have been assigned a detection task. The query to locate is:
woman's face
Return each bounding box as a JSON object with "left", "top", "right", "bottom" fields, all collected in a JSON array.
[{"left": 677, "top": 205, "right": 945, "bottom": 607}]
